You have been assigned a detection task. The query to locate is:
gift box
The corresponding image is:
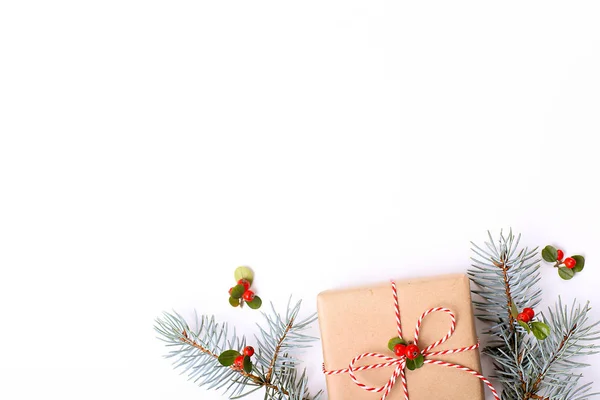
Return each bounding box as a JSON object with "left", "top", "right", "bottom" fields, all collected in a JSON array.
[{"left": 317, "top": 274, "right": 488, "bottom": 400}]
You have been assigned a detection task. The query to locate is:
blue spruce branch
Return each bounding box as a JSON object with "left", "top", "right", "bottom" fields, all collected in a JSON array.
[
  {"left": 154, "top": 299, "right": 322, "bottom": 400},
  {"left": 469, "top": 230, "right": 600, "bottom": 400}
]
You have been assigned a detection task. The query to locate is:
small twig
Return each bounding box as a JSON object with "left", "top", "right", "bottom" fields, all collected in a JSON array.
[
  {"left": 495, "top": 253, "right": 529, "bottom": 394},
  {"left": 179, "top": 335, "right": 266, "bottom": 387},
  {"left": 495, "top": 257, "right": 516, "bottom": 332},
  {"left": 517, "top": 350, "right": 526, "bottom": 393},
  {"left": 179, "top": 331, "right": 312, "bottom": 399},
  {"left": 265, "top": 317, "right": 295, "bottom": 383},
  {"left": 523, "top": 326, "right": 577, "bottom": 399},
  {"left": 180, "top": 333, "right": 219, "bottom": 358}
]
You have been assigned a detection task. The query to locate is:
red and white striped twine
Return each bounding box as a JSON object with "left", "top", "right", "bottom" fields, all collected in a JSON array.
[{"left": 322, "top": 280, "right": 499, "bottom": 400}]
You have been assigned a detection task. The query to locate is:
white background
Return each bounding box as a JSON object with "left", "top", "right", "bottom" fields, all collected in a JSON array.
[{"left": 1, "top": 1, "right": 599, "bottom": 399}]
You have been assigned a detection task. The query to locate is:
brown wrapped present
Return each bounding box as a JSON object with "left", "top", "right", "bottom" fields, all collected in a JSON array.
[{"left": 317, "top": 274, "right": 495, "bottom": 400}]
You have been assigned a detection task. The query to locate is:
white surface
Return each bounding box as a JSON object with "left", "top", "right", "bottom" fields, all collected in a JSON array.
[{"left": 1, "top": 1, "right": 599, "bottom": 399}]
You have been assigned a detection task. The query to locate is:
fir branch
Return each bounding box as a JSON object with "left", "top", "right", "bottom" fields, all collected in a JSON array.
[
  {"left": 469, "top": 230, "right": 600, "bottom": 400},
  {"left": 500, "top": 256, "right": 517, "bottom": 332},
  {"left": 529, "top": 299, "right": 600, "bottom": 399},
  {"left": 253, "top": 299, "right": 321, "bottom": 400},
  {"left": 265, "top": 317, "right": 294, "bottom": 383},
  {"left": 155, "top": 300, "right": 322, "bottom": 400}
]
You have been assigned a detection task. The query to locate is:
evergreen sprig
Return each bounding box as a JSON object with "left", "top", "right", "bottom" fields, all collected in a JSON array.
[
  {"left": 469, "top": 230, "right": 600, "bottom": 400},
  {"left": 154, "top": 299, "right": 322, "bottom": 400}
]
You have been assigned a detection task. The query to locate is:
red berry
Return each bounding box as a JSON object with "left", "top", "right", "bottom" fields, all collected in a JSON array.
[
  {"left": 234, "top": 355, "right": 244, "bottom": 369},
  {"left": 393, "top": 343, "right": 407, "bottom": 357},
  {"left": 229, "top": 287, "right": 234, "bottom": 295},
  {"left": 405, "top": 344, "right": 420, "bottom": 360},
  {"left": 564, "top": 257, "right": 576, "bottom": 269},
  {"left": 242, "top": 290, "right": 255, "bottom": 302},
  {"left": 523, "top": 308, "right": 535, "bottom": 320},
  {"left": 243, "top": 346, "right": 255, "bottom": 357},
  {"left": 238, "top": 279, "right": 250, "bottom": 291},
  {"left": 517, "top": 312, "right": 531, "bottom": 323},
  {"left": 557, "top": 249, "right": 564, "bottom": 261}
]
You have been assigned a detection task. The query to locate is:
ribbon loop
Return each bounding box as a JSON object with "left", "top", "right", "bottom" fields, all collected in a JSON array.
[
  {"left": 413, "top": 307, "right": 456, "bottom": 354},
  {"left": 346, "top": 352, "right": 406, "bottom": 400},
  {"left": 347, "top": 353, "right": 402, "bottom": 393}
]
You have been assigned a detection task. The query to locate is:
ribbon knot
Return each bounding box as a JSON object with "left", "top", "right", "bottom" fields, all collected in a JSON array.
[{"left": 323, "top": 281, "right": 499, "bottom": 400}]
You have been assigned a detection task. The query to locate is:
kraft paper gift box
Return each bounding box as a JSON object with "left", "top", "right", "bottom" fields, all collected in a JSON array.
[{"left": 317, "top": 274, "right": 486, "bottom": 400}]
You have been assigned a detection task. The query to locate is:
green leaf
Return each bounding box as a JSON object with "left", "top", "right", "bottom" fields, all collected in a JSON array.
[
  {"left": 542, "top": 245, "right": 558, "bottom": 262},
  {"left": 230, "top": 284, "right": 246, "bottom": 299},
  {"left": 406, "top": 358, "right": 416, "bottom": 371},
  {"left": 234, "top": 266, "right": 254, "bottom": 285},
  {"left": 510, "top": 302, "right": 518, "bottom": 319},
  {"left": 518, "top": 320, "right": 531, "bottom": 333},
  {"left": 243, "top": 355, "right": 252, "bottom": 373},
  {"left": 572, "top": 255, "right": 585, "bottom": 273},
  {"left": 218, "top": 350, "right": 241, "bottom": 366},
  {"left": 246, "top": 295, "right": 262, "bottom": 309},
  {"left": 558, "top": 267, "right": 574, "bottom": 280},
  {"left": 413, "top": 354, "right": 424, "bottom": 369},
  {"left": 387, "top": 337, "right": 406, "bottom": 352},
  {"left": 229, "top": 296, "right": 240, "bottom": 307},
  {"left": 531, "top": 321, "right": 551, "bottom": 340}
]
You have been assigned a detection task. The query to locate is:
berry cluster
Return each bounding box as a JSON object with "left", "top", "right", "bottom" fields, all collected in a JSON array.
[
  {"left": 234, "top": 346, "right": 255, "bottom": 370},
  {"left": 218, "top": 346, "right": 255, "bottom": 373},
  {"left": 517, "top": 307, "right": 535, "bottom": 323},
  {"left": 393, "top": 343, "right": 421, "bottom": 360},
  {"left": 511, "top": 304, "right": 550, "bottom": 340},
  {"left": 542, "top": 245, "right": 586, "bottom": 281},
  {"left": 228, "top": 266, "right": 262, "bottom": 309},
  {"left": 387, "top": 337, "right": 424, "bottom": 370}
]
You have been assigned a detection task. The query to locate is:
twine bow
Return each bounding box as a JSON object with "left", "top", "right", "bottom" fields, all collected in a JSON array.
[{"left": 322, "top": 281, "right": 499, "bottom": 400}]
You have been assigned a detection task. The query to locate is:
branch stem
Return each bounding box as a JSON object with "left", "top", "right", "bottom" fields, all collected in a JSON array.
[
  {"left": 523, "top": 325, "right": 577, "bottom": 399},
  {"left": 496, "top": 257, "right": 529, "bottom": 394},
  {"left": 265, "top": 317, "right": 295, "bottom": 383},
  {"left": 179, "top": 326, "right": 311, "bottom": 400},
  {"left": 179, "top": 335, "right": 286, "bottom": 393}
]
